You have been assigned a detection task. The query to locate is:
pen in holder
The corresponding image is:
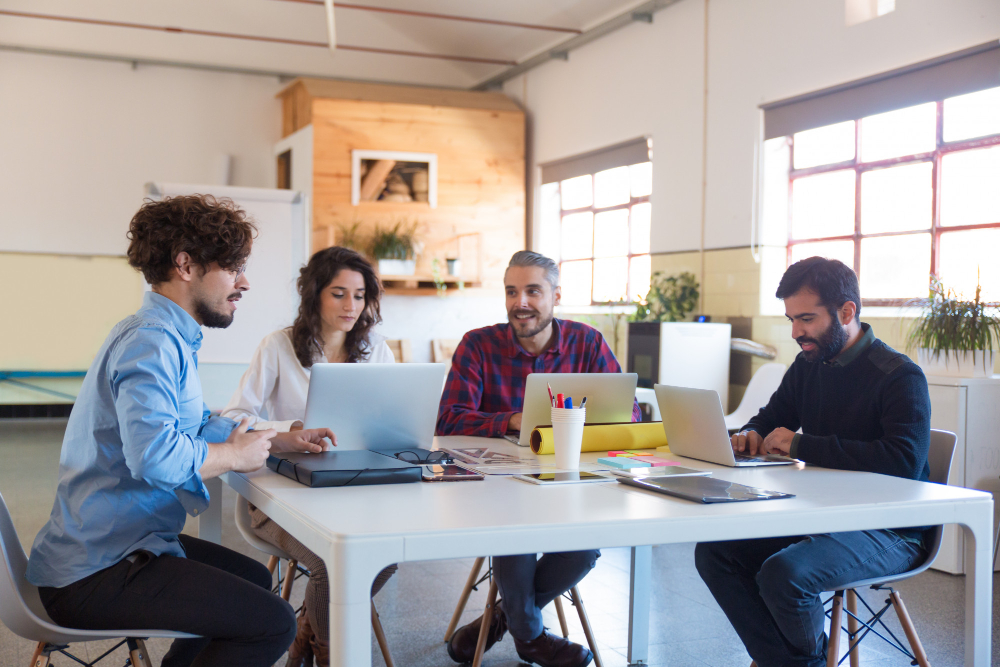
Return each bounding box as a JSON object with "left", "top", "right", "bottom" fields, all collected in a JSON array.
[{"left": 550, "top": 406, "right": 586, "bottom": 470}]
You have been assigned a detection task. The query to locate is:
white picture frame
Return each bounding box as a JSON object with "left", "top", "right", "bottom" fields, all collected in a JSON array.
[{"left": 351, "top": 149, "right": 438, "bottom": 208}]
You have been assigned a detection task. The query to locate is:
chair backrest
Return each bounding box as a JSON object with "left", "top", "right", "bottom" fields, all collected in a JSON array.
[
  {"left": 234, "top": 498, "right": 292, "bottom": 561},
  {"left": 431, "top": 339, "right": 461, "bottom": 364},
  {"left": 920, "top": 429, "right": 958, "bottom": 564},
  {"left": 724, "top": 362, "right": 786, "bottom": 429},
  {"left": 0, "top": 491, "right": 58, "bottom": 639},
  {"left": 385, "top": 339, "right": 412, "bottom": 363},
  {"left": 634, "top": 387, "right": 661, "bottom": 421}
]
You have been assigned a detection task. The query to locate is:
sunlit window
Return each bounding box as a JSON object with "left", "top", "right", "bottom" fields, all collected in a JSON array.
[
  {"left": 541, "top": 161, "right": 653, "bottom": 306},
  {"left": 785, "top": 88, "right": 1000, "bottom": 303}
]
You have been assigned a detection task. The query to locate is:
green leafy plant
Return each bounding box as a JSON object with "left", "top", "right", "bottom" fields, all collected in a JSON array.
[
  {"left": 628, "top": 271, "right": 700, "bottom": 322},
  {"left": 335, "top": 221, "right": 367, "bottom": 251},
  {"left": 906, "top": 277, "right": 1000, "bottom": 367},
  {"left": 368, "top": 221, "right": 417, "bottom": 260}
]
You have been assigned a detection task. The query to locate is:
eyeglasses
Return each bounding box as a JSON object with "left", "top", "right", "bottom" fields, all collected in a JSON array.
[{"left": 394, "top": 450, "right": 451, "bottom": 465}]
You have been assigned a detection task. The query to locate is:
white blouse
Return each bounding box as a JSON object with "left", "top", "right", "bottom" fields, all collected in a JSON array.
[{"left": 221, "top": 328, "right": 395, "bottom": 432}]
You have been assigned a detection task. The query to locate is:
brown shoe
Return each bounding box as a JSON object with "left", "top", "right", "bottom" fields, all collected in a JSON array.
[
  {"left": 284, "top": 609, "right": 314, "bottom": 667},
  {"left": 513, "top": 629, "right": 593, "bottom": 667},
  {"left": 447, "top": 604, "right": 508, "bottom": 663},
  {"left": 309, "top": 631, "right": 329, "bottom": 667}
]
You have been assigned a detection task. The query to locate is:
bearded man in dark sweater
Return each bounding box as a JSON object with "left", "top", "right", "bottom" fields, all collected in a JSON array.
[{"left": 694, "top": 257, "right": 931, "bottom": 667}]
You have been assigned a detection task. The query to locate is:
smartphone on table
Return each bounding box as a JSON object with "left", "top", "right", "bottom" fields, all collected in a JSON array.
[
  {"left": 513, "top": 471, "right": 611, "bottom": 485},
  {"left": 421, "top": 464, "right": 484, "bottom": 482}
]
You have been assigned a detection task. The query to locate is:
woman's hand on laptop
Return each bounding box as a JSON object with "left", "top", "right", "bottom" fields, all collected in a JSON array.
[
  {"left": 271, "top": 428, "right": 337, "bottom": 453},
  {"left": 731, "top": 430, "right": 763, "bottom": 456}
]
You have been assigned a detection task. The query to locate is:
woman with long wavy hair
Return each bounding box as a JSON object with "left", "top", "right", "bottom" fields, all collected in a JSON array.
[{"left": 222, "top": 246, "right": 396, "bottom": 666}]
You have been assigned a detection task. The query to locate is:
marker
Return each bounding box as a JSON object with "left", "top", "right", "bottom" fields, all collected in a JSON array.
[
  {"left": 556, "top": 393, "right": 565, "bottom": 409},
  {"left": 547, "top": 383, "right": 555, "bottom": 407},
  {"left": 565, "top": 396, "right": 573, "bottom": 409},
  {"left": 580, "top": 396, "right": 587, "bottom": 408}
]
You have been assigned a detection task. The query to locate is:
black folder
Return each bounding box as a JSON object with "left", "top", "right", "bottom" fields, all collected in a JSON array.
[{"left": 266, "top": 450, "right": 422, "bottom": 488}]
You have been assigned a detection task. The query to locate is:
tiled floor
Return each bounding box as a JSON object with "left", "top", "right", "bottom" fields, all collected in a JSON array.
[{"left": 1, "top": 419, "right": 997, "bottom": 667}]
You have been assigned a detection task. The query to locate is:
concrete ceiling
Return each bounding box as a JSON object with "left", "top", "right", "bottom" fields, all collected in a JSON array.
[{"left": 0, "top": 0, "right": 653, "bottom": 88}]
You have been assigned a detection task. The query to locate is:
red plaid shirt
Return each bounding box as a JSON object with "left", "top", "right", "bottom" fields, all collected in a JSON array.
[{"left": 436, "top": 318, "right": 641, "bottom": 437}]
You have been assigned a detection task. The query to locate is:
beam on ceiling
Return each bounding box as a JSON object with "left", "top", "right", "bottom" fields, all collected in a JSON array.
[{"left": 470, "top": 0, "right": 683, "bottom": 91}]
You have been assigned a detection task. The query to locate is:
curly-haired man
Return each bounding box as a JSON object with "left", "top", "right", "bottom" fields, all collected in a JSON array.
[{"left": 26, "top": 195, "right": 335, "bottom": 667}]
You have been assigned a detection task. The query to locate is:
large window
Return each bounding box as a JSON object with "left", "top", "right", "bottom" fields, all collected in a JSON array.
[
  {"left": 785, "top": 85, "right": 1000, "bottom": 305},
  {"left": 540, "top": 161, "right": 652, "bottom": 306}
]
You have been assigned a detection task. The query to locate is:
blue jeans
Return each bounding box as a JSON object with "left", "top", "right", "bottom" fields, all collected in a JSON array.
[
  {"left": 695, "top": 531, "right": 925, "bottom": 667},
  {"left": 493, "top": 550, "right": 600, "bottom": 641}
]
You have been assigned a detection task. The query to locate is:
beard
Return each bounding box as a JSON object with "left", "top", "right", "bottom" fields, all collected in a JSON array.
[
  {"left": 797, "top": 314, "right": 849, "bottom": 363},
  {"left": 195, "top": 292, "right": 240, "bottom": 329},
  {"left": 509, "top": 308, "right": 554, "bottom": 339}
]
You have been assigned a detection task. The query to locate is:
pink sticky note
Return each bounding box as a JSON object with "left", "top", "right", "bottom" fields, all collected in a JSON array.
[
  {"left": 645, "top": 457, "right": 681, "bottom": 467},
  {"left": 607, "top": 450, "right": 632, "bottom": 457}
]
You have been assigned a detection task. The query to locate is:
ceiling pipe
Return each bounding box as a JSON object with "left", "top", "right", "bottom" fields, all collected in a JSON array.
[
  {"left": 471, "top": 0, "right": 682, "bottom": 90},
  {"left": 323, "top": 0, "right": 336, "bottom": 54}
]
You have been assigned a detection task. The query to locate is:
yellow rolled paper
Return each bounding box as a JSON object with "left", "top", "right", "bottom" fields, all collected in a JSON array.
[{"left": 529, "top": 422, "right": 668, "bottom": 455}]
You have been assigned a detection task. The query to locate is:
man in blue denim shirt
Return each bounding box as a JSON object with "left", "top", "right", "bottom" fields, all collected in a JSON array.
[{"left": 27, "top": 195, "right": 335, "bottom": 667}]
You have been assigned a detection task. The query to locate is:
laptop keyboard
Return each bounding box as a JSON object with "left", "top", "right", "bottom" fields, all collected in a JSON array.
[{"left": 734, "top": 453, "right": 766, "bottom": 462}]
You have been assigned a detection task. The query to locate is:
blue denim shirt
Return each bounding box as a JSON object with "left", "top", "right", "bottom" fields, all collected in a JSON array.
[{"left": 27, "top": 292, "right": 238, "bottom": 588}]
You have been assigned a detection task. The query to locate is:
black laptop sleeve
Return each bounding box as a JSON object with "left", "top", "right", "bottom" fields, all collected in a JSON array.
[{"left": 266, "top": 450, "right": 422, "bottom": 488}]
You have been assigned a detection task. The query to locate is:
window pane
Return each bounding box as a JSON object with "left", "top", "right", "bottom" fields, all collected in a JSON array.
[
  {"left": 560, "top": 260, "right": 592, "bottom": 305},
  {"left": 860, "top": 162, "right": 932, "bottom": 234},
  {"left": 593, "top": 257, "right": 629, "bottom": 303},
  {"left": 860, "top": 233, "right": 931, "bottom": 299},
  {"left": 594, "top": 166, "right": 630, "bottom": 208},
  {"left": 790, "top": 240, "right": 855, "bottom": 268},
  {"left": 561, "top": 211, "right": 593, "bottom": 260},
  {"left": 539, "top": 182, "right": 561, "bottom": 261},
  {"left": 939, "top": 229, "right": 1000, "bottom": 302},
  {"left": 560, "top": 175, "right": 592, "bottom": 210},
  {"left": 940, "top": 145, "right": 1000, "bottom": 227},
  {"left": 630, "top": 202, "right": 651, "bottom": 254},
  {"left": 944, "top": 85, "right": 1000, "bottom": 142},
  {"left": 593, "top": 209, "right": 629, "bottom": 258},
  {"left": 629, "top": 254, "right": 651, "bottom": 301},
  {"left": 791, "top": 169, "right": 856, "bottom": 239},
  {"left": 793, "top": 120, "right": 855, "bottom": 169},
  {"left": 630, "top": 162, "right": 652, "bottom": 197},
  {"left": 860, "top": 102, "right": 936, "bottom": 162}
]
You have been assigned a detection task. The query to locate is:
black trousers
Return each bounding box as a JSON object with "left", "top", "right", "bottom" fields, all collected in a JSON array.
[{"left": 39, "top": 534, "right": 296, "bottom": 667}]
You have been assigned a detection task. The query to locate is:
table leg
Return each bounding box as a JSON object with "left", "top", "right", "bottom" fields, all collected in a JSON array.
[
  {"left": 962, "top": 508, "right": 993, "bottom": 667},
  {"left": 627, "top": 545, "right": 652, "bottom": 666},
  {"left": 199, "top": 477, "right": 223, "bottom": 544}
]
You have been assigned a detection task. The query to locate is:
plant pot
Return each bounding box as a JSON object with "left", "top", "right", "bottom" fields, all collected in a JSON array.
[
  {"left": 917, "top": 349, "right": 996, "bottom": 378},
  {"left": 377, "top": 259, "right": 415, "bottom": 276},
  {"left": 446, "top": 258, "right": 461, "bottom": 276}
]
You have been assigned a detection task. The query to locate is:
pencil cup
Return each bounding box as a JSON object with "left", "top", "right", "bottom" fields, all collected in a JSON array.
[{"left": 551, "top": 406, "right": 586, "bottom": 470}]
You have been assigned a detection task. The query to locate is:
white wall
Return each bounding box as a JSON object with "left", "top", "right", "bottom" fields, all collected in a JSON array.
[
  {"left": 0, "top": 50, "right": 283, "bottom": 256},
  {"left": 506, "top": 0, "right": 1000, "bottom": 254},
  {"left": 377, "top": 294, "right": 508, "bottom": 364}
]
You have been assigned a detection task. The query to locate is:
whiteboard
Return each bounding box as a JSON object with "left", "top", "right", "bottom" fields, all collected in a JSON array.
[{"left": 145, "top": 183, "right": 309, "bottom": 364}]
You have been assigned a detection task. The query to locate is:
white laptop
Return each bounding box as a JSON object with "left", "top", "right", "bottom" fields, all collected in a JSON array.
[
  {"left": 654, "top": 384, "right": 795, "bottom": 467},
  {"left": 303, "top": 363, "right": 447, "bottom": 451},
  {"left": 505, "top": 372, "right": 639, "bottom": 446}
]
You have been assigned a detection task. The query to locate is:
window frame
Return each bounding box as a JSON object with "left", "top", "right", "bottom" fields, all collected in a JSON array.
[
  {"left": 786, "top": 100, "right": 1000, "bottom": 307},
  {"left": 555, "top": 166, "right": 651, "bottom": 306}
]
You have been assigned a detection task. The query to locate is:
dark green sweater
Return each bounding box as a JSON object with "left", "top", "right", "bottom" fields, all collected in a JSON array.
[{"left": 744, "top": 324, "right": 931, "bottom": 537}]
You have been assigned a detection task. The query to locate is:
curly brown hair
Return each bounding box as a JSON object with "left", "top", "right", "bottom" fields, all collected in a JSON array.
[
  {"left": 291, "top": 246, "right": 384, "bottom": 366},
  {"left": 126, "top": 195, "right": 256, "bottom": 285}
]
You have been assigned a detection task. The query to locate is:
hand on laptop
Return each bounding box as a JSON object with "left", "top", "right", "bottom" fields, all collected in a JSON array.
[
  {"left": 271, "top": 428, "right": 337, "bottom": 453},
  {"left": 731, "top": 430, "right": 764, "bottom": 456},
  {"left": 507, "top": 412, "right": 523, "bottom": 433},
  {"left": 762, "top": 427, "right": 794, "bottom": 456}
]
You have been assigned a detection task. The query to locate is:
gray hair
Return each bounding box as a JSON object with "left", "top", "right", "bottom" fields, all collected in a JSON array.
[{"left": 507, "top": 250, "right": 559, "bottom": 288}]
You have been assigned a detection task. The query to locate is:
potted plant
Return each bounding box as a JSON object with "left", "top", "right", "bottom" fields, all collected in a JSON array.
[
  {"left": 629, "top": 271, "right": 700, "bottom": 323},
  {"left": 368, "top": 221, "right": 417, "bottom": 275},
  {"left": 907, "top": 278, "right": 1000, "bottom": 378}
]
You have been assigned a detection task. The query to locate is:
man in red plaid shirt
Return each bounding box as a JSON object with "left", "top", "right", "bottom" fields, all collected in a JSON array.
[{"left": 440, "top": 251, "right": 638, "bottom": 667}]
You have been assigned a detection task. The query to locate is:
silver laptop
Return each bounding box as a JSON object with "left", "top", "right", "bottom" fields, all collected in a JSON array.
[
  {"left": 303, "top": 363, "right": 447, "bottom": 451},
  {"left": 505, "top": 372, "right": 639, "bottom": 446},
  {"left": 654, "top": 384, "right": 794, "bottom": 467}
]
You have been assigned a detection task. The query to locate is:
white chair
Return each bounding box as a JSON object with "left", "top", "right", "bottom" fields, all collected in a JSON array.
[
  {"left": 634, "top": 387, "right": 660, "bottom": 421},
  {"left": 724, "top": 363, "right": 787, "bottom": 431},
  {"left": 0, "top": 490, "right": 197, "bottom": 667}
]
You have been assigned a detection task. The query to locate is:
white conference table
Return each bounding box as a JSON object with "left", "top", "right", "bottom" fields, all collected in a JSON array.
[{"left": 202, "top": 436, "right": 993, "bottom": 667}]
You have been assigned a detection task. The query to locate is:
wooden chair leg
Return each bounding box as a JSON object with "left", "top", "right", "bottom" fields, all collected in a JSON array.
[
  {"left": 846, "top": 589, "right": 860, "bottom": 667},
  {"left": 553, "top": 595, "right": 570, "bottom": 638},
  {"left": 281, "top": 559, "right": 298, "bottom": 601},
  {"left": 28, "top": 642, "right": 50, "bottom": 667},
  {"left": 266, "top": 555, "right": 279, "bottom": 575},
  {"left": 827, "top": 592, "right": 844, "bottom": 667},
  {"left": 127, "top": 638, "right": 153, "bottom": 667},
  {"left": 445, "top": 557, "right": 485, "bottom": 642},
  {"left": 570, "top": 586, "right": 604, "bottom": 667},
  {"left": 889, "top": 591, "right": 931, "bottom": 667},
  {"left": 471, "top": 580, "right": 499, "bottom": 667},
  {"left": 372, "top": 600, "right": 395, "bottom": 667}
]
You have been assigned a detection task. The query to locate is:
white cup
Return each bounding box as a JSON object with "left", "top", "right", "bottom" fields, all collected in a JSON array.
[{"left": 551, "top": 406, "right": 587, "bottom": 470}]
